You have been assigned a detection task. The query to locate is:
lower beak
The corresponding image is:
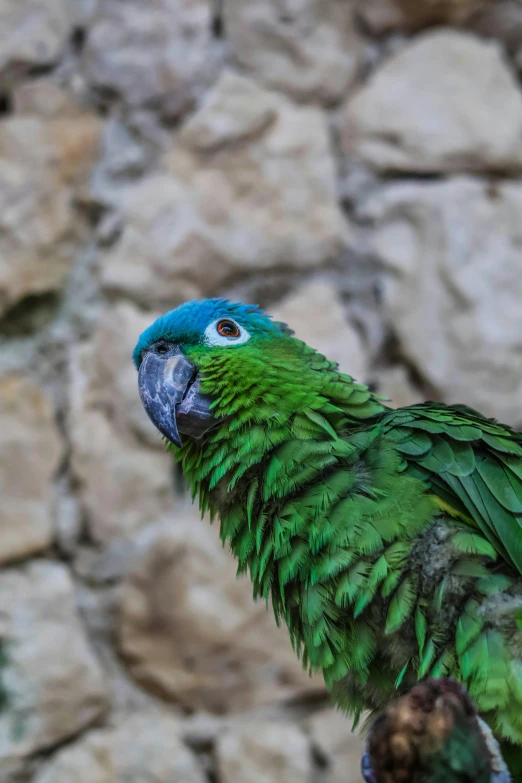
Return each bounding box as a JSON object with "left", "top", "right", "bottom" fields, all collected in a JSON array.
[{"left": 138, "top": 350, "right": 216, "bottom": 447}]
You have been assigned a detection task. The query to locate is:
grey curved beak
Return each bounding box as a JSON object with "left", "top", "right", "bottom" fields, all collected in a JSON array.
[{"left": 138, "top": 350, "right": 217, "bottom": 447}]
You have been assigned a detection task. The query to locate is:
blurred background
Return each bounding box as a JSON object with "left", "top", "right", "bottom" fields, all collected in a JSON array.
[{"left": 1, "top": 0, "right": 522, "bottom": 781}]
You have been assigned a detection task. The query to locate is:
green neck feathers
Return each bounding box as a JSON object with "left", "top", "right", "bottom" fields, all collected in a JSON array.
[{"left": 177, "top": 335, "right": 386, "bottom": 523}]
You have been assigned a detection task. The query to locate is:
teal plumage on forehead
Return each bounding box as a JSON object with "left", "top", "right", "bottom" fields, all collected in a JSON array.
[{"left": 132, "top": 298, "right": 288, "bottom": 367}]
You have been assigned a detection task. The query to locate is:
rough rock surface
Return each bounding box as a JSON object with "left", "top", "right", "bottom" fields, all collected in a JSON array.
[
  {"left": 374, "top": 366, "right": 424, "bottom": 409},
  {"left": 0, "top": 0, "right": 73, "bottom": 86},
  {"left": 119, "top": 507, "right": 324, "bottom": 713},
  {"left": 1, "top": 3, "right": 522, "bottom": 782},
  {"left": 362, "top": 177, "right": 522, "bottom": 424},
  {"left": 33, "top": 711, "right": 206, "bottom": 783},
  {"left": 13, "top": 79, "right": 85, "bottom": 118},
  {"left": 355, "top": 0, "right": 408, "bottom": 32},
  {"left": 216, "top": 719, "right": 312, "bottom": 783},
  {"left": 100, "top": 71, "right": 343, "bottom": 307},
  {"left": 0, "top": 88, "right": 100, "bottom": 316},
  {"left": 69, "top": 302, "right": 176, "bottom": 543},
  {"left": 0, "top": 375, "right": 62, "bottom": 564},
  {"left": 0, "top": 562, "right": 107, "bottom": 778},
  {"left": 357, "top": 0, "right": 493, "bottom": 33},
  {"left": 271, "top": 280, "right": 368, "bottom": 380},
  {"left": 223, "top": 0, "right": 363, "bottom": 104},
  {"left": 342, "top": 31, "right": 522, "bottom": 173},
  {"left": 307, "top": 707, "right": 366, "bottom": 783},
  {"left": 82, "top": 0, "right": 219, "bottom": 116},
  {"left": 470, "top": 2, "right": 522, "bottom": 65}
]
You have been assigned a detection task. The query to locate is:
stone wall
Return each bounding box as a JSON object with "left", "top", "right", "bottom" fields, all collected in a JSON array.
[{"left": 1, "top": 2, "right": 522, "bottom": 782}]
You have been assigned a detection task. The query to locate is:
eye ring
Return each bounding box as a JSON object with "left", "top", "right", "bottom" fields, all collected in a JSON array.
[
  {"left": 216, "top": 319, "right": 241, "bottom": 339},
  {"left": 205, "top": 318, "right": 250, "bottom": 347}
]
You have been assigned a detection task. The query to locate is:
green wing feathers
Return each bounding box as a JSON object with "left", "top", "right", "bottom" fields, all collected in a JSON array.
[
  {"left": 383, "top": 402, "right": 522, "bottom": 574},
  {"left": 383, "top": 403, "right": 522, "bottom": 744}
]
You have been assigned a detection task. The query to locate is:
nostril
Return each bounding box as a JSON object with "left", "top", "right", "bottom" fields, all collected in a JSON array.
[{"left": 154, "top": 341, "right": 171, "bottom": 355}]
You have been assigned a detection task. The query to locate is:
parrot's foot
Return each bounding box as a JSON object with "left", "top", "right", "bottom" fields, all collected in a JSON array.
[
  {"left": 361, "top": 747, "right": 511, "bottom": 783},
  {"left": 361, "top": 679, "right": 512, "bottom": 783}
]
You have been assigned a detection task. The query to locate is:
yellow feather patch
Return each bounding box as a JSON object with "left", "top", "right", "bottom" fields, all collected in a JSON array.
[{"left": 430, "top": 494, "right": 476, "bottom": 526}]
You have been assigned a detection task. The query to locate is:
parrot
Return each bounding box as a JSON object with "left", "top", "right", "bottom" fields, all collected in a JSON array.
[
  {"left": 133, "top": 298, "right": 522, "bottom": 779},
  {"left": 363, "top": 678, "right": 510, "bottom": 783}
]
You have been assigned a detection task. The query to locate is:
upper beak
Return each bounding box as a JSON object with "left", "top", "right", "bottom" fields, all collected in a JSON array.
[{"left": 138, "top": 349, "right": 217, "bottom": 447}]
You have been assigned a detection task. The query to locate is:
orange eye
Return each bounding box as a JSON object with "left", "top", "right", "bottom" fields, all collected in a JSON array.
[{"left": 217, "top": 319, "right": 240, "bottom": 338}]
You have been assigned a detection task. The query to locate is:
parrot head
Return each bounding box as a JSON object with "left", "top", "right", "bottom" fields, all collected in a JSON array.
[{"left": 133, "top": 298, "right": 296, "bottom": 447}]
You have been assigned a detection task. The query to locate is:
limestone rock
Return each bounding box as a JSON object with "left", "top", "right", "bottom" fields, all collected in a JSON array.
[
  {"left": 355, "top": 0, "right": 408, "bottom": 33},
  {"left": 216, "top": 719, "right": 312, "bottom": 783},
  {"left": 13, "top": 79, "right": 86, "bottom": 118},
  {"left": 374, "top": 366, "right": 424, "bottom": 409},
  {"left": 306, "top": 708, "right": 365, "bottom": 783},
  {"left": 82, "top": 0, "right": 219, "bottom": 116},
  {"left": 361, "top": 177, "right": 522, "bottom": 424},
  {"left": 271, "top": 280, "right": 368, "bottom": 381},
  {"left": 0, "top": 375, "right": 62, "bottom": 565},
  {"left": 399, "top": 0, "right": 491, "bottom": 25},
  {"left": 0, "top": 0, "right": 73, "bottom": 86},
  {"left": 0, "top": 91, "right": 101, "bottom": 316},
  {"left": 101, "top": 71, "right": 343, "bottom": 307},
  {"left": 357, "top": 0, "right": 492, "bottom": 33},
  {"left": 223, "top": 0, "right": 363, "bottom": 104},
  {"left": 33, "top": 711, "right": 205, "bottom": 783},
  {"left": 470, "top": 2, "right": 522, "bottom": 61},
  {"left": 342, "top": 31, "right": 522, "bottom": 173},
  {"left": 119, "top": 506, "right": 325, "bottom": 713},
  {"left": 69, "top": 302, "right": 177, "bottom": 543},
  {"left": 70, "top": 0, "right": 99, "bottom": 26},
  {"left": 0, "top": 562, "right": 107, "bottom": 777},
  {"left": 182, "top": 711, "right": 223, "bottom": 750}
]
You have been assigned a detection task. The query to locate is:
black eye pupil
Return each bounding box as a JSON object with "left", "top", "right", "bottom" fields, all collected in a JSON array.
[{"left": 156, "top": 342, "right": 169, "bottom": 354}]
